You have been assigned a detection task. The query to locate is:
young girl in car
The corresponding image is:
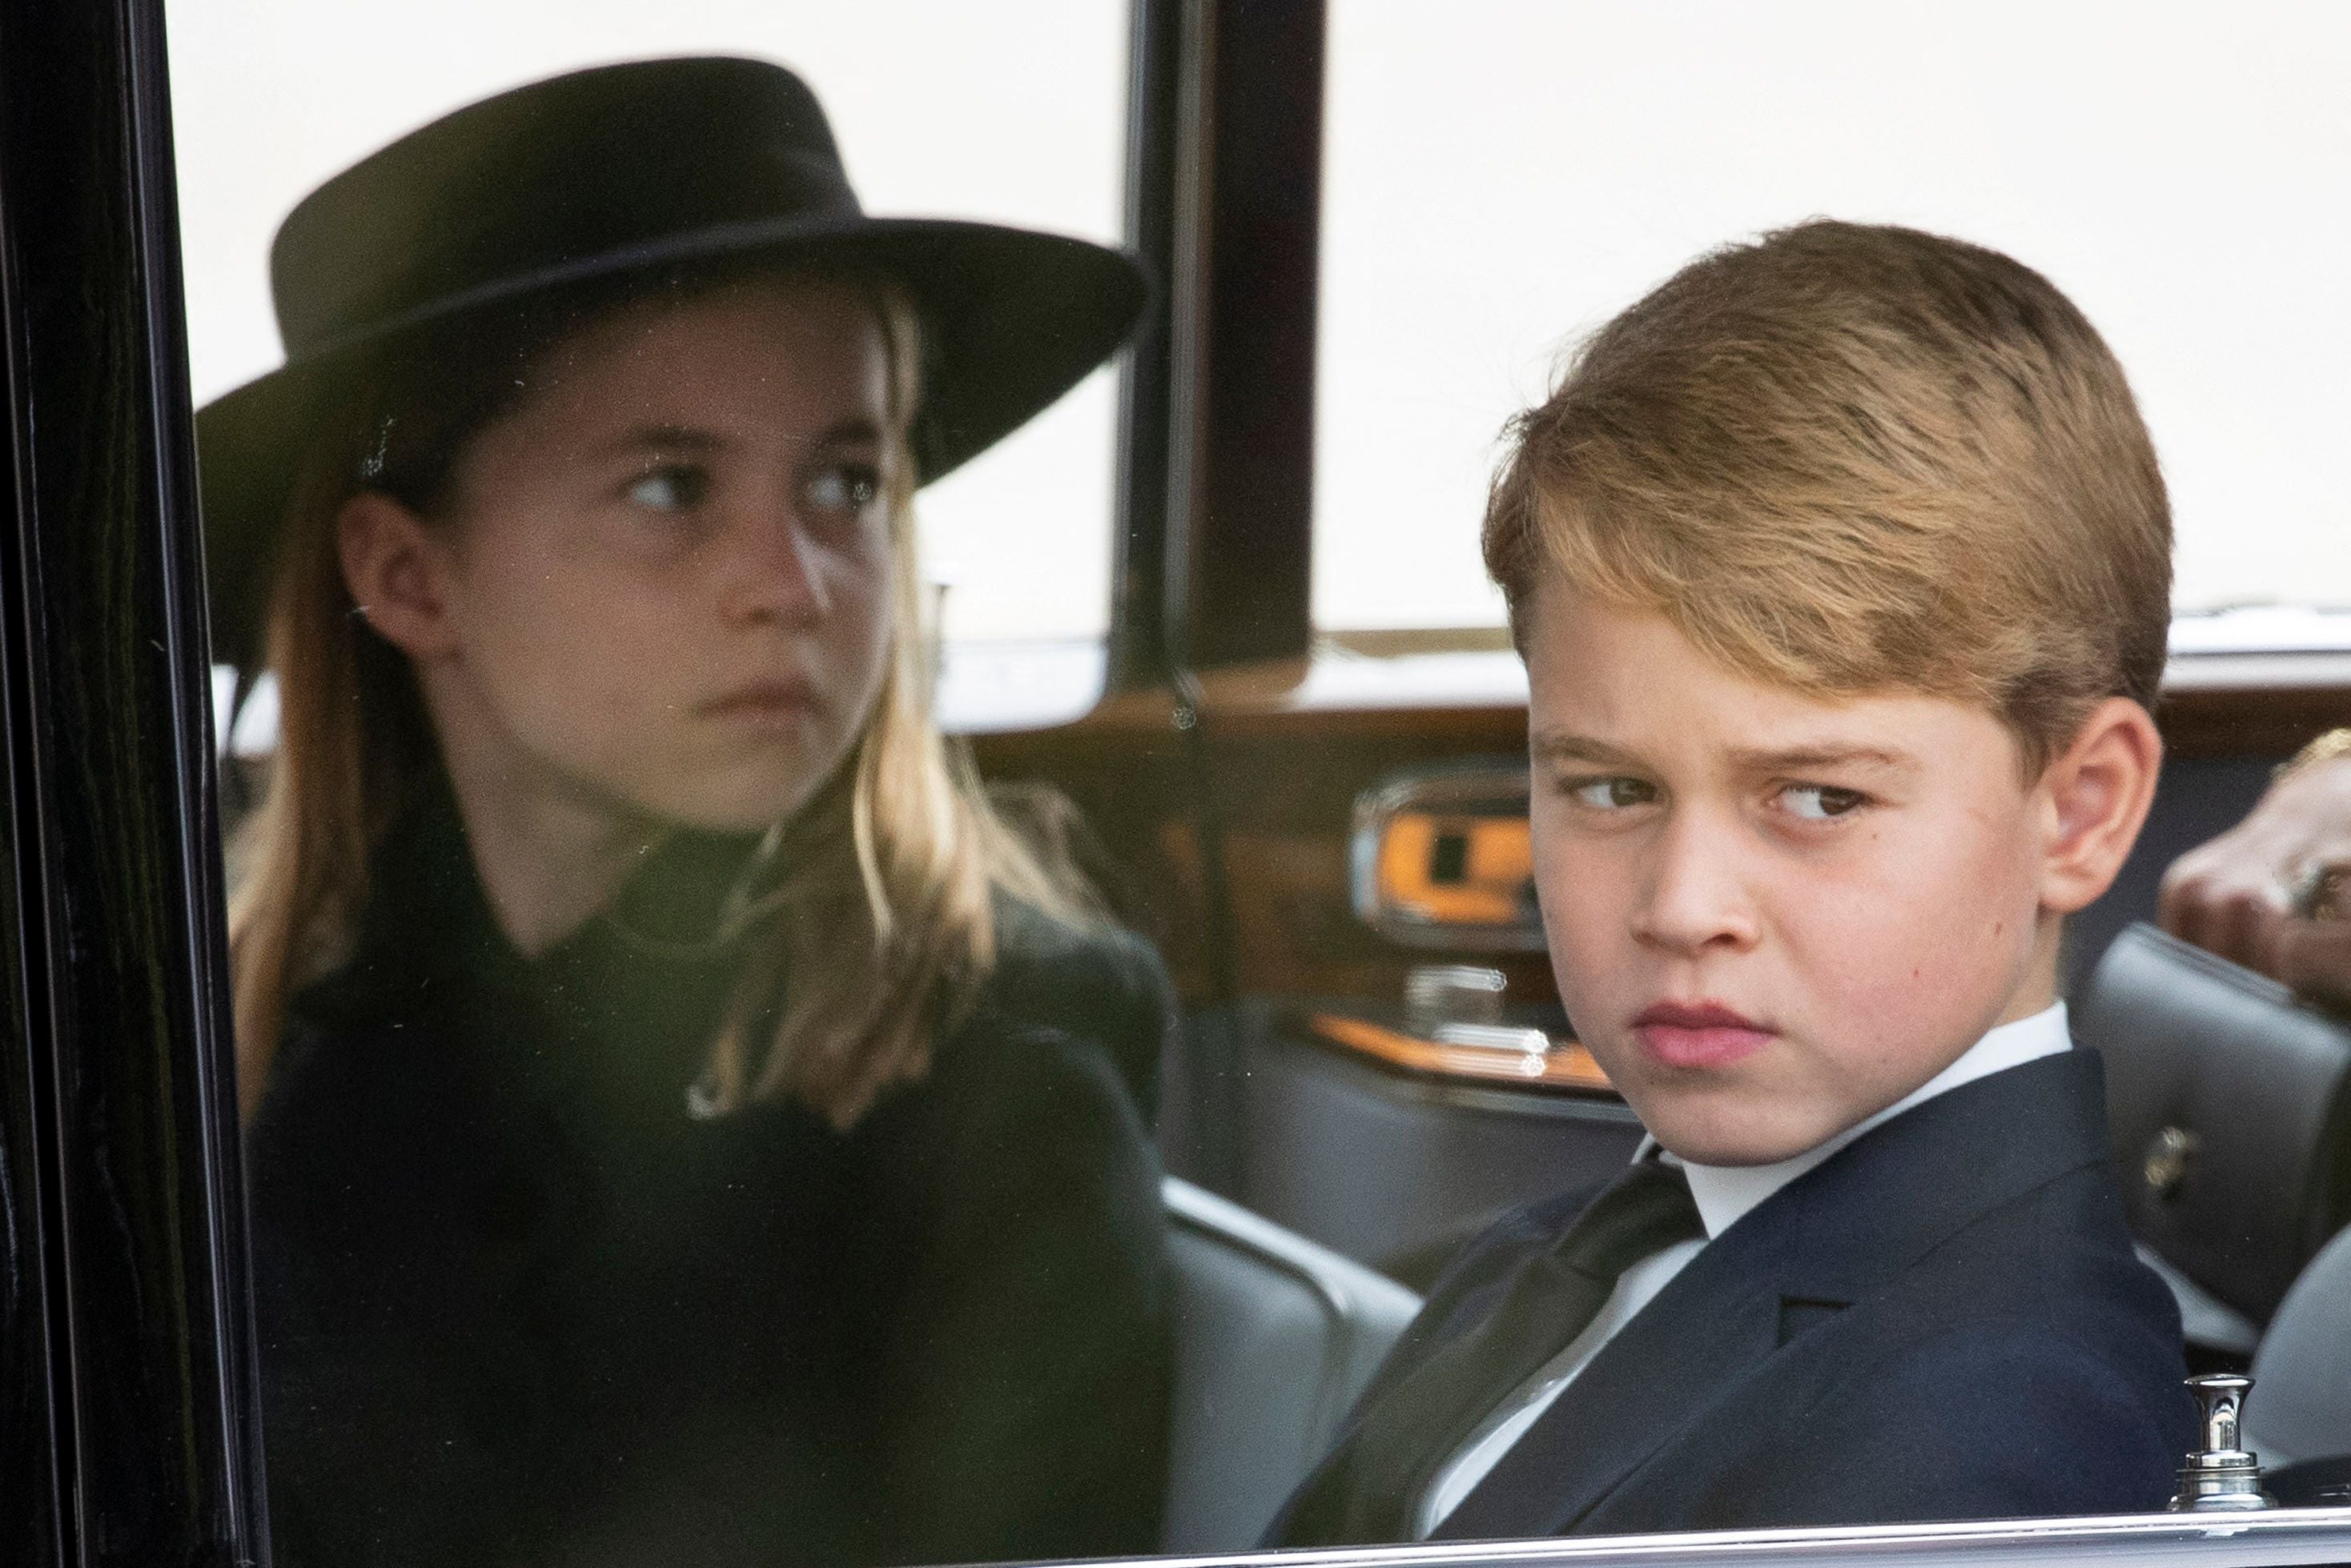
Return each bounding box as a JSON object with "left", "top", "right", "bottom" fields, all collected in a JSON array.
[{"left": 208, "top": 57, "right": 1171, "bottom": 1568}]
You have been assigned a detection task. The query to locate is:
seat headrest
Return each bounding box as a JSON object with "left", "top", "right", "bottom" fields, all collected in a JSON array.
[
  {"left": 2075, "top": 923, "right": 2351, "bottom": 1325},
  {"left": 2248, "top": 1222, "right": 2351, "bottom": 1468}
]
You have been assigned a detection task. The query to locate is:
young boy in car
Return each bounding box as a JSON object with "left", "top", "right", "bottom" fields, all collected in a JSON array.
[{"left": 1272, "top": 219, "right": 2196, "bottom": 1546}]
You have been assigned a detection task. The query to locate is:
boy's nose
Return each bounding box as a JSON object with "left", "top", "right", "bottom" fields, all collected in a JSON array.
[
  {"left": 1631, "top": 808, "right": 1761, "bottom": 955},
  {"left": 720, "top": 508, "right": 830, "bottom": 625}
]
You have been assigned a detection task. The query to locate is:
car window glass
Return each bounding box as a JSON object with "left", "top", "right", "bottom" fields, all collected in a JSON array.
[
  {"left": 143, "top": 2, "right": 2351, "bottom": 1566},
  {"left": 167, "top": 8, "right": 1196, "bottom": 1568},
  {"left": 172, "top": 0, "right": 1127, "bottom": 732},
  {"left": 1314, "top": 0, "right": 2351, "bottom": 650}
]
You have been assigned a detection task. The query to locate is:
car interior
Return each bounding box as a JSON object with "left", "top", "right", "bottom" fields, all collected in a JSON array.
[
  {"left": 991, "top": 656, "right": 2351, "bottom": 1548},
  {"left": 8, "top": 1, "right": 2351, "bottom": 1566},
  {"left": 959, "top": 669, "right": 2351, "bottom": 1555}
]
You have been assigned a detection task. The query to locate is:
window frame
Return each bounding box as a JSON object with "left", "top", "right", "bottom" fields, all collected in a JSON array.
[
  {"left": 0, "top": 0, "right": 264, "bottom": 1561},
  {"left": 1158, "top": 0, "right": 1324, "bottom": 673},
  {"left": 5, "top": 0, "right": 2351, "bottom": 1565}
]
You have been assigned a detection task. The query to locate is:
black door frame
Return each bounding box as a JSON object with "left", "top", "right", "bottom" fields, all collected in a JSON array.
[{"left": 0, "top": 0, "right": 265, "bottom": 1562}]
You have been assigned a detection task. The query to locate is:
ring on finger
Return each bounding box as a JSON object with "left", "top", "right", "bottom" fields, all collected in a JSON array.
[{"left": 2290, "top": 861, "right": 2351, "bottom": 923}]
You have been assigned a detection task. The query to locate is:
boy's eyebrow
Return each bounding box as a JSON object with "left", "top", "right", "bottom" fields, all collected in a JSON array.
[
  {"left": 1726, "top": 743, "right": 1919, "bottom": 775},
  {"left": 1529, "top": 731, "right": 1920, "bottom": 774},
  {"left": 1529, "top": 732, "right": 1646, "bottom": 766}
]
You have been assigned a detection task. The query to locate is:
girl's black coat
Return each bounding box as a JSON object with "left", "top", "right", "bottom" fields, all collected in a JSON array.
[{"left": 246, "top": 784, "right": 1175, "bottom": 1568}]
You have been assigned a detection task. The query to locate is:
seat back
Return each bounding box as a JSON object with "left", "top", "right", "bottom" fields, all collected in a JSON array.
[
  {"left": 1159, "top": 1176, "right": 1421, "bottom": 1554},
  {"left": 2247, "top": 1223, "right": 2351, "bottom": 1468},
  {"left": 2074, "top": 923, "right": 2351, "bottom": 1326}
]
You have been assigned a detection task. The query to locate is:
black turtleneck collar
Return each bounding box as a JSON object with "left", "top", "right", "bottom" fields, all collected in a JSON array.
[{"left": 291, "top": 766, "right": 780, "bottom": 1120}]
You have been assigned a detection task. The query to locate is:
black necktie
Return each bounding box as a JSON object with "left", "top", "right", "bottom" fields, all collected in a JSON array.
[{"left": 1280, "top": 1158, "right": 1705, "bottom": 1547}]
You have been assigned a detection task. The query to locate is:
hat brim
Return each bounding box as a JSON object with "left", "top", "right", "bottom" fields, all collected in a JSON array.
[{"left": 195, "top": 215, "right": 1149, "bottom": 671}]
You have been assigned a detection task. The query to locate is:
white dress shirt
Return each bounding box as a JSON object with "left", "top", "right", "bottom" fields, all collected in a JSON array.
[{"left": 1412, "top": 1003, "right": 2074, "bottom": 1538}]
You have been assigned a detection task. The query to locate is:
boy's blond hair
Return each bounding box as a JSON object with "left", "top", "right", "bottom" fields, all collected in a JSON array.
[{"left": 1484, "top": 219, "right": 2171, "bottom": 774}]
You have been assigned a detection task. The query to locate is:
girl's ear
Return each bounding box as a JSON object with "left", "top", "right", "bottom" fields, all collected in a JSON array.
[
  {"left": 337, "top": 492, "right": 461, "bottom": 661},
  {"left": 2038, "top": 696, "right": 2164, "bottom": 915}
]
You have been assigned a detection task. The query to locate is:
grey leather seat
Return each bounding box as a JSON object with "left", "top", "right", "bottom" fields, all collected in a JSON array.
[
  {"left": 2245, "top": 1222, "right": 2351, "bottom": 1467},
  {"left": 1159, "top": 1176, "right": 1421, "bottom": 1554},
  {"left": 2073, "top": 923, "right": 2351, "bottom": 1341}
]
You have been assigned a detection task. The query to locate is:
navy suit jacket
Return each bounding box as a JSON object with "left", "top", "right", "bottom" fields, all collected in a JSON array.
[{"left": 1272, "top": 1049, "right": 2195, "bottom": 1545}]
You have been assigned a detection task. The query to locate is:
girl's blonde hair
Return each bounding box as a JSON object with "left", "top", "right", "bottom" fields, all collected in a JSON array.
[{"left": 228, "top": 269, "right": 1083, "bottom": 1128}]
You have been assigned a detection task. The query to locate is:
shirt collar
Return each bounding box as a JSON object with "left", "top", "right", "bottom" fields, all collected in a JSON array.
[{"left": 1646, "top": 1002, "right": 2073, "bottom": 1240}]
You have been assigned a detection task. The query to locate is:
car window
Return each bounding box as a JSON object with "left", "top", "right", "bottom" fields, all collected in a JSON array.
[
  {"left": 171, "top": 0, "right": 1127, "bottom": 732},
  {"left": 10, "top": 2, "right": 2341, "bottom": 1566},
  {"left": 167, "top": 6, "right": 1180, "bottom": 1566},
  {"left": 1314, "top": 0, "right": 2351, "bottom": 653}
]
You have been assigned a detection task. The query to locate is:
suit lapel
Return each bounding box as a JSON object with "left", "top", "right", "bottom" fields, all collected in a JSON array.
[
  {"left": 1266, "top": 1183, "right": 1607, "bottom": 1547},
  {"left": 1433, "top": 1047, "right": 2116, "bottom": 1541},
  {"left": 1430, "top": 1215, "right": 1787, "bottom": 1538}
]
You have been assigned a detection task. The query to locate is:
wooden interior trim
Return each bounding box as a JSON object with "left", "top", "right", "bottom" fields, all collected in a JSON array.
[
  {"left": 966, "top": 645, "right": 2351, "bottom": 1021},
  {"left": 2156, "top": 653, "right": 2351, "bottom": 758},
  {"left": 1008, "top": 648, "right": 2351, "bottom": 758},
  {"left": 1304, "top": 1011, "right": 1616, "bottom": 1096}
]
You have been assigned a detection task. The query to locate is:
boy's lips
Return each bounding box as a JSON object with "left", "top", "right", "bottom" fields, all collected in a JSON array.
[{"left": 1631, "top": 1000, "right": 1775, "bottom": 1069}]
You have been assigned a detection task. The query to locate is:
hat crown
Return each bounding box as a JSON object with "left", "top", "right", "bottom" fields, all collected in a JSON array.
[
  {"left": 269, "top": 57, "right": 862, "bottom": 356},
  {"left": 203, "top": 54, "right": 1147, "bottom": 671}
]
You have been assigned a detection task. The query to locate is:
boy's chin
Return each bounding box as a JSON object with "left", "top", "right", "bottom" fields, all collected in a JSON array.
[{"left": 1630, "top": 1086, "right": 1857, "bottom": 1168}]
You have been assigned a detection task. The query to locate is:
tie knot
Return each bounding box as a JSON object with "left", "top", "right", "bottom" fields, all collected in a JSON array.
[{"left": 1568, "top": 1158, "right": 1705, "bottom": 1280}]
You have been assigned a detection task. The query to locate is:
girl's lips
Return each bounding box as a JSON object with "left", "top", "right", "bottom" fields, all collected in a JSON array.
[
  {"left": 701, "top": 681, "right": 822, "bottom": 729},
  {"left": 1631, "top": 1001, "right": 1774, "bottom": 1069}
]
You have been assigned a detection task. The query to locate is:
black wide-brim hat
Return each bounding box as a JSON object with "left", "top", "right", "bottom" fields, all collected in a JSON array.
[{"left": 197, "top": 55, "right": 1148, "bottom": 671}]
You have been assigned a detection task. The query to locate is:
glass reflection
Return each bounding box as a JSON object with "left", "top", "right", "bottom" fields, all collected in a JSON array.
[{"left": 208, "top": 54, "right": 1171, "bottom": 1567}]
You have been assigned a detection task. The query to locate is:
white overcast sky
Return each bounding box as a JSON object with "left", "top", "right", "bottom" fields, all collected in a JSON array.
[
  {"left": 1320, "top": 1, "right": 2351, "bottom": 629},
  {"left": 171, "top": 2, "right": 2351, "bottom": 646}
]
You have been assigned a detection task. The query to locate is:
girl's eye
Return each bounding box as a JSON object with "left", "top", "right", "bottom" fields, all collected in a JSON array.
[
  {"left": 1568, "top": 776, "right": 1657, "bottom": 810},
  {"left": 1782, "top": 783, "right": 1868, "bottom": 821},
  {"left": 804, "top": 462, "right": 882, "bottom": 516},
  {"left": 626, "top": 464, "right": 710, "bottom": 512}
]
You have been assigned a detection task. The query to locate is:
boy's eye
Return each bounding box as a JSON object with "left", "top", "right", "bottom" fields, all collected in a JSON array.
[
  {"left": 1567, "top": 776, "right": 1658, "bottom": 810},
  {"left": 1782, "top": 783, "right": 1868, "bottom": 821},
  {"left": 804, "top": 462, "right": 882, "bottom": 516},
  {"left": 626, "top": 463, "right": 710, "bottom": 512}
]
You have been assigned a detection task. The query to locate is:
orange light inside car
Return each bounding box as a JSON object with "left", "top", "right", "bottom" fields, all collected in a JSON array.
[{"left": 1376, "top": 812, "right": 1534, "bottom": 928}]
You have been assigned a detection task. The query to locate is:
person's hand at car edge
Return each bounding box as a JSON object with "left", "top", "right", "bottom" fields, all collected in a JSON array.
[{"left": 2160, "top": 729, "right": 2351, "bottom": 1012}]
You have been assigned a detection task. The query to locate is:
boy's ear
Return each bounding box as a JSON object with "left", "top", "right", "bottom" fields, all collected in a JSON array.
[
  {"left": 337, "top": 492, "right": 462, "bottom": 662},
  {"left": 2037, "top": 697, "right": 2164, "bottom": 915}
]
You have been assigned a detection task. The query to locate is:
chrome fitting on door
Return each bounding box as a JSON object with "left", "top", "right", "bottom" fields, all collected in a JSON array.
[{"left": 2168, "top": 1373, "right": 2280, "bottom": 1512}]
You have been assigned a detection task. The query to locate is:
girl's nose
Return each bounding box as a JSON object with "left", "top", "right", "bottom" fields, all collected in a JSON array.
[
  {"left": 719, "top": 507, "right": 829, "bottom": 625},
  {"left": 1631, "top": 806, "right": 1762, "bottom": 955}
]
